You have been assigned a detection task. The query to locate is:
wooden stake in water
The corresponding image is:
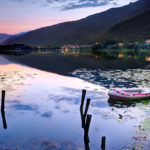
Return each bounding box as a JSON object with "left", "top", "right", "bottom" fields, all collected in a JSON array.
[
  {"left": 1, "top": 110, "right": 7, "bottom": 129},
  {"left": 83, "top": 99, "right": 91, "bottom": 118},
  {"left": 84, "top": 114, "right": 92, "bottom": 141},
  {"left": 80, "top": 89, "right": 86, "bottom": 111},
  {"left": 1, "top": 90, "right": 6, "bottom": 110},
  {"left": 101, "top": 136, "right": 106, "bottom": 150},
  {"left": 84, "top": 114, "right": 92, "bottom": 150}
]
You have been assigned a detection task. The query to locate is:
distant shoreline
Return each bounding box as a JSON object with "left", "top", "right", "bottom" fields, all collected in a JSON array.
[
  {"left": 4, "top": 53, "right": 150, "bottom": 77},
  {"left": 4, "top": 53, "right": 103, "bottom": 76}
]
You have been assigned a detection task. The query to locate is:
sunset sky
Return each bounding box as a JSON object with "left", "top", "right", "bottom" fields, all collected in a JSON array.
[{"left": 0, "top": 0, "right": 138, "bottom": 34}]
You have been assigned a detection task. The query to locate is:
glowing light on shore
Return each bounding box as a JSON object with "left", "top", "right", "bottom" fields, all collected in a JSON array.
[
  {"left": 145, "top": 57, "right": 150, "bottom": 62},
  {"left": 118, "top": 54, "right": 124, "bottom": 58}
]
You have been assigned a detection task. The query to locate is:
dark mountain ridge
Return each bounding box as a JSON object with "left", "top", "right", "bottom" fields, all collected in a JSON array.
[
  {"left": 5, "top": 0, "right": 150, "bottom": 46},
  {"left": 99, "top": 10, "right": 150, "bottom": 41}
]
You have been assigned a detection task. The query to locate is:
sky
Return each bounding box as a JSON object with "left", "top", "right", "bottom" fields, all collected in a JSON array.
[{"left": 0, "top": 0, "right": 138, "bottom": 34}]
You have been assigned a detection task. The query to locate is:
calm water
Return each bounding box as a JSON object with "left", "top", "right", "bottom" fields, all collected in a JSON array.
[{"left": 1, "top": 55, "right": 150, "bottom": 150}]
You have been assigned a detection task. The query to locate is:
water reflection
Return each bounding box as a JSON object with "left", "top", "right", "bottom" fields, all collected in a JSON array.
[
  {"left": 83, "top": 115, "right": 92, "bottom": 150},
  {"left": 0, "top": 59, "right": 108, "bottom": 150},
  {"left": 108, "top": 98, "right": 150, "bottom": 108},
  {"left": 2, "top": 56, "right": 150, "bottom": 149},
  {"left": 81, "top": 114, "right": 91, "bottom": 150},
  {"left": 108, "top": 98, "right": 136, "bottom": 108},
  {"left": 11, "top": 103, "right": 38, "bottom": 111},
  {"left": 41, "top": 112, "right": 53, "bottom": 118}
]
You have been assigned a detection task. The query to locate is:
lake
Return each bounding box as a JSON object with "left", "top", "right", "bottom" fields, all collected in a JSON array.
[{"left": 1, "top": 54, "right": 150, "bottom": 150}]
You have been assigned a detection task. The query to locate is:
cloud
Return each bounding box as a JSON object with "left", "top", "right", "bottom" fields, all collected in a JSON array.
[
  {"left": 61, "top": 0, "right": 113, "bottom": 10},
  {"left": 9, "top": 0, "right": 138, "bottom": 10},
  {"left": 46, "top": 0, "right": 67, "bottom": 2},
  {"left": 10, "top": 0, "right": 38, "bottom": 3},
  {"left": 11, "top": 0, "right": 29, "bottom": 2},
  {"left": 45, "top": 0, "right": 136, "bottom": 10},
  {"left": 41, "top": 112, "right": 53, "bottom": 118},
  {"left": 12, "top": 0, "right": 25, "bottom": 2},
  {"left": 11, "top": 104, "right": 38, "bottom": 111}
]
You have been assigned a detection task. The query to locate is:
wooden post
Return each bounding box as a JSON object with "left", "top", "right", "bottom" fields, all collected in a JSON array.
[
  {"left": 80, "top": 108, "right": 85, "bottom": 128},
  {"left": 84, "top": 114, "right": 92, "bottom": 150},
  {"left": 1, "top": 110, "right": 7, "bottom": 129},
  {"left": 84, "top": 114, "right": 92, "bottom": 143},
  {"left": 84, "top": 138, "right": 90, "bottom": 150},
  {"left": 80, "top": 89, "right": 86, "bottom": 111},
  {"left": 83, "top": 99, "right": 91, "bottom": 118},
  {"left": 85, "top": 114, "right": 92, "bottom": 135},
  {"left": 1, "top": 90, "right": 6, "bottom": 110},
  {"left": 81, "top": 98, "right": 91, "bottom": 128},
  {"left": 101, "top": 136, "right": 106, "bottom": 150},
  {"left": 80, "top": 90, "right": 92, "bottom": 150}
]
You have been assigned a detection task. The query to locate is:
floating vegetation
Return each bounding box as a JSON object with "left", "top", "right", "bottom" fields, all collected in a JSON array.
[
  {"left": 72, "top": 69, "right": 150, "bottom": 88},
  {"left": 0, "top": 65, "right": 38, "bottom": 91}
]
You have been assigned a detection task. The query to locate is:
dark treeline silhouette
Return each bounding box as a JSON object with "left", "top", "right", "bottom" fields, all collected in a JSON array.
[
  {"left": 0, "top": 44, "right": 32, "bottom": 55},
  {"left": 91, "top": 39, "right": 150, "bottom": 58}
]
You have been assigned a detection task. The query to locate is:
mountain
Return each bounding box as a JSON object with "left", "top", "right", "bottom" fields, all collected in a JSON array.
[
  {"left": 4, "top": 31, "right": 30, "bottom": 44},
  {"left": 0, "top": 34, "right": 11, "bottom": 44},
  {"left": 5, "top": 0, "right": 150, "bottom": 46},
  {"left": 98, "top": 10, "right": 150, "bottom": 42}
]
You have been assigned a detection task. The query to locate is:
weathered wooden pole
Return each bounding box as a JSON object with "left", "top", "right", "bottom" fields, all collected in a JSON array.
[
  {"left": 80, "top": 108, "right": 85, "bottom": 128},
  {"left": 1, "top": 90, "right": 6, "bottom": 110},
  {"left": 1, "top": 110, "right": 7, "bottom": 129},
  {"left": 84, "top": 114, "right": 92, "bottom": 150},
  {"left": 81, "top": 98, "right": 91, "bottom": 128},
  {"left": 101, "top": 136, "right": 106, "bottom": 150},
  {"left": 80, "top": 90, "right": 92, "bottom": 150},
  {"left": 80, "top": 89, "right": 87, "bottom": 128},
  {"left": 80, "top": 89, "right": 86, "bottom": 111},
  {"left": 85, "top": 114, "right": 92, "bottom": 135},
  {"left": 83, "top": 99, "right": 91, "bottom": 118},
  {"left": 84, "top": 114, "right": 92, "bottom": 143},
  {"left": 84, "top": 138, "right": 90, "bottom": 150}
]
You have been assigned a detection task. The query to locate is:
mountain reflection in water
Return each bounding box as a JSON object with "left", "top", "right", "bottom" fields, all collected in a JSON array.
[{"left": 1, "top": 56, "right": 150, "bottom": 149}]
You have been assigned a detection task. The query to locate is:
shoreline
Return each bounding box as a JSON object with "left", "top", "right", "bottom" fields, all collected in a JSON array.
[
  {"left": 4, "top": 53, "right": 103, "bottom": 76},
  {"left": 3, "top": 53, "right": 150, "bottom": 76}
]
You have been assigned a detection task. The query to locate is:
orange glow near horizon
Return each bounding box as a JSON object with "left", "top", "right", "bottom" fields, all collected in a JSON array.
[
  {"left": 0, "top": 21, "right": 31, "bottom": 34},
  {"left": 0, "top": 18, "right": 72, "bottom": 34}
]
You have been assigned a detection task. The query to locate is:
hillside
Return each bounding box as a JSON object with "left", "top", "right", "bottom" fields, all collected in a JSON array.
[
  {"left": 0, "top": 34, "right": 11, "bottom": 44},
  {"left": 99, "top": 10, "right": 150, "bottom": 41},
  {"left": 5, "top": 0, "right": 150, "bottom": 46},
  {"left": 4, "top": 31, "right": 31, "bottom": 44}
]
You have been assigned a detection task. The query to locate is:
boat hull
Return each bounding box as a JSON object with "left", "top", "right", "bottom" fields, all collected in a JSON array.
[{"left": 108, "top": 88, "right": 150, "bottom": 101}]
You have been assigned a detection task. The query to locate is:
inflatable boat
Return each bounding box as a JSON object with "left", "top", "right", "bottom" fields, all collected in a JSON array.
[{"left": 108, "top": 88, "right": 150, "bottom": 101}]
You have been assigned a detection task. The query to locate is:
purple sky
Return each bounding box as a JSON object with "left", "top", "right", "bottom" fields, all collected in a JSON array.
[{"left": 0, "top": 0, "right": 138, "bottom": 34}]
